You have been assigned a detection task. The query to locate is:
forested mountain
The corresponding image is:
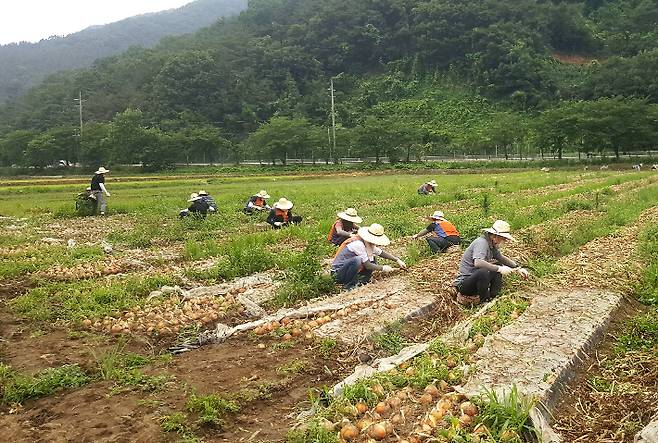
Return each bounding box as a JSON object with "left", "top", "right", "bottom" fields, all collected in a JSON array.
[
  {"left": 0, "top": 0, "right": 248, "bottom": 103},
  {"left": 0, "top": 0, "right": 656, "bottom": 170}
]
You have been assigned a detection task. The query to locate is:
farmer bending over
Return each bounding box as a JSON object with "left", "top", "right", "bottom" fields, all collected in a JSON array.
[
  {"left": 198, "top": 190, "right": 217, "bottom": 213},
  {"left": 331, "top": 223, "right": 407, "bottom": 290},
  {"left": 328, "top": 208, "right": 362, "bottom": 246},
  {"left": 244, "top": 190, "right": 271, "bottom": 215},
  {"left": 417, "top": 180, "right": 437, "bottom": 195},
  {"left": 90, "top": 167, "right": 111, "bottom": 215},
  {"left": 179, "top": 193, "right": 210, "bottom": 219},
  {"left": 412, "top": 210, "right": 461, "bottom": 253},
  {"left": 453, "top": 220, "right": 529, "bottom": 306},
  {"left": 267, "top": 197, "right": 302, "bottom": 228}
]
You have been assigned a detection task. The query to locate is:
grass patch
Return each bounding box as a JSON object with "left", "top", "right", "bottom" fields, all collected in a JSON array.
[
  {"left": 614, "top": 311, "right": 658, "bottom": 355},
  {"left": 160, "top": 412, "right": 201, "bottom": 442},
  {"left": 469, "top": 296, "right": 529, "bottom": 338},
  {"left": 286, "top": 420, "right": 338, "bottom": 443},
  {"left": 11, "top": 274, "right": 177, "bottom": 321},
  {"left": 276, "top": 359, "right": 309, "bottom": 375},
  {"left": 1, "top": 364, "right": 90, "bottom": 405},
  {"left": 371, "top": 321, "right": 405, "bottom": 354},
  {"left": 474, "top": 385, "right": 537, "bottom": 442},
  {"left": 186, "top": 393, "right": 240, "bottom": 427},
  {"left": 319, "top": 337, "right": 337, "bottom": 358}
]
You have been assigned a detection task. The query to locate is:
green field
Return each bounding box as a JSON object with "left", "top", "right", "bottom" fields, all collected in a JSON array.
[{"left": 1, "top": 168, "right": 658, "bottom": 443}]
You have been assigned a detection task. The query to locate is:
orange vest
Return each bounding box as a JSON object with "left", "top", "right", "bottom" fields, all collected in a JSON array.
[
  {"left": 432, "top": 220, "right": 460, "bottom": 238},
  {"left": 275, "top": 208, "right": 289, "bottom": 223}
]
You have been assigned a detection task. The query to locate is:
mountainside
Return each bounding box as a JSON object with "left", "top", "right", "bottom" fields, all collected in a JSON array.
[
  {"left": 0, "top": 0, "right": 248, "bottom": 103},
  {"left": 0, "top": 0, "right": 656, "bottom": 170}
]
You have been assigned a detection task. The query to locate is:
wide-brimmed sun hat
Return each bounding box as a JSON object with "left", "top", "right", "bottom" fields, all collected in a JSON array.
[
  {"left": 188, "top": 192, "right": 202, "bottom": 202},
  {"left": 427, "top": 180, "right": 437, "bottom": 187},
  {"left": 337, "top": 208, "right": 362, "bottom": 224},
  {"left": 255, "top": 190, "right": 270, "bottom": 199},
  {"left": 198, "top": 190, "right": 208, "bottom": 196},
  {"left": 274, "top": 197, "right": 293, "bottom": 210},
  {"left": 95, "top": 167, "right": 109, "bottom": 174},
  {"left": 484, "top": 220, "right": 516, "bottom": 241},
  {"left": 429, "top": 210, "right": 445, "bottom": 220},
  {"left": 357, "top": 223, "right": 390, "bottom": 246}
]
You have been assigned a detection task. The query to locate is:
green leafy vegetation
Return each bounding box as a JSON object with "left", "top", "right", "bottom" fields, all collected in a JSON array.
[
  {"left": 1, "top": 364, "right": 90, "bottom": 405},
  {"left": 474, "top": 385, "right": 537, "bottom": 443},
  {"left": 186, "top": 393, "right": 240, "bottom": 427}
]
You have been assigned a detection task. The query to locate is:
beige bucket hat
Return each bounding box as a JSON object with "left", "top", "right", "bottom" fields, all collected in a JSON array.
[
  {"left": 274, "top": 197, "right": 293, "bottom": 210},
  {"left": 95, "top": 167, "right": 109, "bottom": 174},
  {"left": 188, "top": 192, "right": 202, "bottom": 202},
  {"left": 337, "top": 208, "right": 362, "bottom": 224},
  {"left": 357, "top": 223, "right": 390, "bottom": 246},
  {"left": 429, "top": 210, "right": 445, "bottom": 220},
  {"left": 255, "top": 190, "right": 271, "bottom": 199},
  {"left": 198, "top": 190, "right": 208, "bottom": 196},
  {"left": 484, "top": 220, "right": 516, "bottom": 241},
  {"left": 427, "top": 180, "right": 437, "bottom": 187}
]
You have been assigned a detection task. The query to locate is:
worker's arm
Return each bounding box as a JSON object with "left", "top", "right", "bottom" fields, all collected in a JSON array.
[
  {"left": 412, "top": 228, "right": 430, "bottom": 239},
  {"left": 334, "top": 223, "right": 353, "bottom": 238},
  {"left": 99, "top": 183, "right": 110, "bottom": 196},
  {"left": 379, "top": 250, "right": 407, "bottom": 269}
]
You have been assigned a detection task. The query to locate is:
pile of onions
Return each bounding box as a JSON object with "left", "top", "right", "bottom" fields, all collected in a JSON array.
[
  {"left": 81, "top": 294, "right": 236, "bottom": 336},
  {"left": 39, "top": 261, "right": 125, "bottom": 281}
]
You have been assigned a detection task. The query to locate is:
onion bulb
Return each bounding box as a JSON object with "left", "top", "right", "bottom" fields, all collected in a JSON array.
[
  {"left": 355, "top": 402, "right": 368, "bottom": 414},
  {"left": 339, "top": 424, "right": 359, "bottom": 441},
  {"left": 460, "top": 401, "right": 478, "bottom": 417},
  {"left": 374, "top": 402, "right": 390, "bottom": 415},
  {"left": 368, "top": 423, "right": 388, "bottom": 440},
  {"left": 424, "top": 384, "right": 439, "bottom": 398}
]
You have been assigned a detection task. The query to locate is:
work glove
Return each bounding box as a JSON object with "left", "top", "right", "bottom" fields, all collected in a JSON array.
[
  {"left": 396, "top": 259, "right": 407, "bottom": 269},
  {"left": 516, "top": 267, "right": 530, "bottom": 279},
  {"left": 497, "top": 265, "right": 513, "bottom": 275},
  {"left": 411, "top": 234, "right": 418, "bottom": 240},
  {"left": 274, "top": 222, "right": 282, "bottom": 227},
  {"left": 105, "top": 192, "right": 111, "bottom": 197},
  {"left": 382, "top": 265, "right": 394, "bottom": 273}
]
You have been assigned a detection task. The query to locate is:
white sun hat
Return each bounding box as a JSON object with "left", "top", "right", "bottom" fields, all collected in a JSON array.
[
  {"left": 429, "top": 210, "right": 446, "bottom": 220},
  {"left": 357, "top": 223, "right": 390, "bottom": 246},
  {"left": 198, "top": 190, "right": 208, "bottom": 196},
  {"left": 484, "top": 220, "right": 516, "bottom": 241},
  {"left": 337, "top": 208, "right": 362, "bottom": 224},
  {"left": 427, "top": 180, "right": 437, "bottom": 187},
  {"left": 188, "top": 192, "right": 202, "bottom": 202},
  {"left": 274, "top": 197, "right": 293, "bottom": 210},
  {"left": 255, "top": 190, "right": 271, "bottom": 199},
  {"left": 95, "top": 167, "right": 110, "bottom": 174}
]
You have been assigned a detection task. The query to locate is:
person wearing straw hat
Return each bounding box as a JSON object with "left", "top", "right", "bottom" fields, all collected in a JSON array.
[
  {"left": 331, "top": 223, "right": 407, "bottom": 290},
  {"left": 328, "top": 208, "right": 362, "bottom": 246},
  {"left": 90, "top": 167, "right": 110, "bottom": 215},
  {"left": 452, "top": 220, "right": 529, "bottom": 306},
  {"left": 244, "top": 190, "right": 271, "bottom": 215},
  {"left": 417, "top": 180, "right": 438, "bottom": 195},
  {"left": 198, "top": 190, "right": 217, "bottom": 213},
  {"left": 179, "top": 193, "right": 210, "bottom": 218},
  {"left": 267, "top": 197, "right": 302, "bottom": 228},
  {"left": 412, "top": 210, "right": 461, "bottom": 253}
]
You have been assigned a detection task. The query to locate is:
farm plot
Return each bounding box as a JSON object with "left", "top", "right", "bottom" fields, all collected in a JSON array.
[{"left": 1, "top": 169, "right": 657, "bottom": 443}]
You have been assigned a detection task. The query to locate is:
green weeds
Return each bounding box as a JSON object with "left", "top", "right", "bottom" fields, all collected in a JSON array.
[
  {"left": 11, "top": 274, "right": 177, "bottom": 321},
  {"left": 1, "top": 364, "right": 90, "bottom": 405},
  {"left": 371, "top": 321, "right": 405, "bottom": 354},
  {"left": 474, "top": 385, "right": 537, "bottom": 443},
  {"left": 186, "top": 393, "right": 240, "bottom": 427}
]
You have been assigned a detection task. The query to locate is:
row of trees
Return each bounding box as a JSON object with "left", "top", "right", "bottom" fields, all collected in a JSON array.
[{"left": 2, "top": 98, "right": 655, "bottom": 169}]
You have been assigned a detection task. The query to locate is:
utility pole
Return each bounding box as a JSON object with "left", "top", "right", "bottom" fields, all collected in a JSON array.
[
  {"left": 327, "top": 127, "right": 331, "bottom": 165},
  {"left": 330, "top": 78, "right": 336, "bottom": 164},
  {"left": 73, "top": 90, "right": 84, "bottom": 138}
]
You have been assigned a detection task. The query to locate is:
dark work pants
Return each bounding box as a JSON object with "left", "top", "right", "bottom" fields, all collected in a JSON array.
[
  {"left": 426, "top": 235, "right": 461, "bottom": 253},
  {"left": 457, "top": 268, "right": 503, "bottom": 302},
  {"left": 332, "top": 257, "right": 374, "bottom": 289}
]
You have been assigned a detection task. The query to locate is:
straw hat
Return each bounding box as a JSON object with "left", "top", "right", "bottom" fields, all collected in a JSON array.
[
  {"left": 429, "top": 210, "right": 445, "bottom": 220},
  {"left": 255, "top": 190, "right": 270, "bottom": 199},
  {"left": 337, "top": 208, "right": 362, "bottom": 224},
  {"left": 427, "top": 180, "right": 437, "bottom": 187},
  {"left": 198, "top": 190, "right": 208, "bottom": 196},
  {"left": 188, "top": 192, "right": 202, "bottom": 202},
  {"left": 85, "top": 187, "right": 92, "bottom": 191},
  {"left": 357, "top": 224, "right": 390, "bottom": 246},
  {"left": 484, "top": 220, "right": 516, "bottom": 241},
  {"left": 274, "top": 197, "right": 293, "bottom": 210},
  {"left": 95, "top": 167, "right": 109, "bottom": 174}
]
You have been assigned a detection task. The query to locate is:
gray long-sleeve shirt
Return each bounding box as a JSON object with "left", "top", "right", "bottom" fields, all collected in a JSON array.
[{"left": 454, "top": 234, "right": 517, "bottom": 286}]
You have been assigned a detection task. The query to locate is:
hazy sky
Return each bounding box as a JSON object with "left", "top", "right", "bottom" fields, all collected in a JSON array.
[{"left": 0, "top": 0, "right": 193, "bottom": 45}]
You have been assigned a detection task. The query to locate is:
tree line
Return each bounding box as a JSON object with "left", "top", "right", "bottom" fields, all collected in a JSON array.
[{"left": 0, "top": 0, "right": 656, "bottom": 169}]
